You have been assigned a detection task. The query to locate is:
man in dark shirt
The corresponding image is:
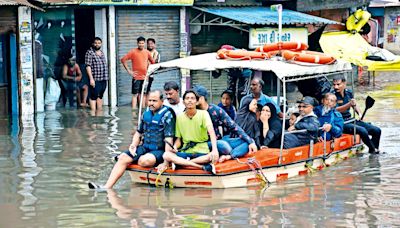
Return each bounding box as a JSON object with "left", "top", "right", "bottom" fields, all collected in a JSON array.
[
  {"left": 332, "top": 75, "right": 381, "bottom": 154},
  {"left": 284, "top": 96, "right": 320, "bottom": 149},
  {"left": 85, "top": 37, "right": 108, "bottom": 113},
  {"left": 193, "top": 85, "right": 257, "bottom": 162}
]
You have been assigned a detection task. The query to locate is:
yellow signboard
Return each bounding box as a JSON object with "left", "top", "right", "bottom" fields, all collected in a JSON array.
[
  {"left": 249, "top": 27, "right": 308, "bottom": 49},
  {"left": 79, "top": 0, "right": 193, "bottom": 5}
]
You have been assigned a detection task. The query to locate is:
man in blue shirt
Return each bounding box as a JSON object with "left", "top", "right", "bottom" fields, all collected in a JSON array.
[
  {"left": 88, "top": 90, "right": 175, "bottom": 189},
  {"left": 314, "top": 93, "right": 344, "bottom": 141},
  {"left": 239, "top": 78, "right": 283, "bottom": 118},
  {"left": 193, "top": 85, "right": 258, "bottom": 162},
  {"left": 332, "top": 75, "right": 381, "bottom": 154}
]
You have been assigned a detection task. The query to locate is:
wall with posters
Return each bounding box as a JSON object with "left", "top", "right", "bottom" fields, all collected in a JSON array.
[
  {"left": 384, "top": 7, "right": 400, "bottom": 54},
  {"left": 18, "top": 7, "right": 35, "bottom": 115}
]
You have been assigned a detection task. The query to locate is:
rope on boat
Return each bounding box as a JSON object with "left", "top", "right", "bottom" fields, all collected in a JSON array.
[
  {"left": 236, "top": 157, "right": 270, "bottom": 187},
  {"left": 155, "top": 170, "right": 163, "bottom": 188},
  {"left": 146, "top": 168, "right": 154, "bottom": 186}
]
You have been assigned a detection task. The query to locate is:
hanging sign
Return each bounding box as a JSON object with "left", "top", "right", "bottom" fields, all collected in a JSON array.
[{"left": 249, "top": 27, "right": 308, "bottom": 49}]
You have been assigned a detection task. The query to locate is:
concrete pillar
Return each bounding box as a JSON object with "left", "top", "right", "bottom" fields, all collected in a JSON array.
[
  {"left": 108, "top": 6, "right": 117, "bottom": 108},
  {"left": 18, "top": 7, "right": 35, "bottom": 115},
  {"left": 180, "top": 7, "right": 191, "bottom": 93}
]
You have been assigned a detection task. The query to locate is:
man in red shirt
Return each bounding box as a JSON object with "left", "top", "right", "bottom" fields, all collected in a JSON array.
[{"left": 121, "top": 36, "right": 155, "bottom": 109}]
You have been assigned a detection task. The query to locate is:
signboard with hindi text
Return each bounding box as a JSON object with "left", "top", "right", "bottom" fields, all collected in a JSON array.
[
  {"left": 79, "top": 0, "right": 193, "bottom": 5},
  {"left": 249, "top": 27, "right": 308, "bottom": 49}
]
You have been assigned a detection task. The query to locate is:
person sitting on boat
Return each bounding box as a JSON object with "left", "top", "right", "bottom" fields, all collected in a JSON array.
[
  {"left": 240, "top": 78, "right": 283, "bottom": 118},
  {"left": 88, "top": 90, "right": 175, "bottom": 189},
  {"left": 236, "top": 99, "right": 282, "bottom": 149},
  {"left": 314, "top": 93, "right": 344, "bottom": 141},
  {"left": 331, "top": 75, "right": 381, "bottom": 154},
  {"left": 284, "top": 96, "right": 320, "bottom": 149},
  {"left": 218, "top": 89, "right": 236, "bottom": 120},
  {"left": 162, "top": 90, "right": 219, "bottom": 174},
  {"left": 218, "top": 90, "right": 236, "bottom": 136},
  {"left": 285, "top": 112, "right": 300, "bottom": 130},
  {"left": 163, "top": 81, "right": 185, "bottom": 115},
  {"left": 259, "top": 103, "right": 283, "bottom": 148},
  {"left": 193, "top": 85, "right": 258, "bottom": 163}
]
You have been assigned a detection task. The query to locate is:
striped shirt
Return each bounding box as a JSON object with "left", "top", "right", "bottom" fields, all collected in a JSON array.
[{"left": 85, "top": 47, "right": 108, "bottom": 81}]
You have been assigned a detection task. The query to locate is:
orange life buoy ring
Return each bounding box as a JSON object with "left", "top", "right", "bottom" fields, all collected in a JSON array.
[
  {"left": 217, "top": 49, "right": 271, "bottom": 60},
  {"left": 255, "top": 42, "right": 309, "bottom": 53},
  {"left": 282, "top": 50, "right": 336, "bottom": 64}
]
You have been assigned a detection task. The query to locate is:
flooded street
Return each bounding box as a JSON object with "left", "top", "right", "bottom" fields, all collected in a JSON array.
[{"left": 1, "top": 74, "right": 400, "bottom": 227}]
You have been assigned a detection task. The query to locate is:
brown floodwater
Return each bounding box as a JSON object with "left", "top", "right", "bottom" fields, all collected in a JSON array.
[{"left": 0, "top": 80, "right": 399, "bottom": 227}]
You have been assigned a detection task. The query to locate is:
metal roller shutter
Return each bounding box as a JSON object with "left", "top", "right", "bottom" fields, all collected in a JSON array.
[{"left": 116, "top": 7, "right": 180, "bottom": 106}]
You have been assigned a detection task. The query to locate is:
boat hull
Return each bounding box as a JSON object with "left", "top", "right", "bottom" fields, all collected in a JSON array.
[{"left": 127, "top": 138, "right": 363, "bottom": 188}]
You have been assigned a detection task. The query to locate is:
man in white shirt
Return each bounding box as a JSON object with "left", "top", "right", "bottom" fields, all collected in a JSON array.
[{"left": 163, "top": 81, "right": 185, "bottom": 115}]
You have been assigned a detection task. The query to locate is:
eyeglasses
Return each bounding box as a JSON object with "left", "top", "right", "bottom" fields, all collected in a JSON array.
[{"left": 298, "top": 105, "right": 310, "bottom": 109}]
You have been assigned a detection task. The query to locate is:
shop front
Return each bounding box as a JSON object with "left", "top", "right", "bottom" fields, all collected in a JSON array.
[
  {"left": 189, "top": 6, "right": 340, "bottom": 102},
  {"left": 115, "top": 7, "right": 181, "bottom": 105},
  {"left": 32, "top": 7, "right": 99, "bottom": 110}
]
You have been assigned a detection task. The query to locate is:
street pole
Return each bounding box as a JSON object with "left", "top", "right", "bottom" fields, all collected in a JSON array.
[{"left": 271, "top": 4, "right": 283, "bottom": 42}]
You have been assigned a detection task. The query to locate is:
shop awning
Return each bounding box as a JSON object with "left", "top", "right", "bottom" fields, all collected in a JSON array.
[
  {"left": 192, "top": 6, "right": 341, "bottom": 26},
  {"left": 320, "top": 31, "right": 400, "bottom": 71},
  {"left": 0, "top": 0, "right": 44, "bottom": 11}
]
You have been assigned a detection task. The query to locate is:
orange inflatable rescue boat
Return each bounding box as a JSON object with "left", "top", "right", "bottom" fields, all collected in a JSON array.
[{"left": 127, "top": 134, "right": 362, "bottom": 188}]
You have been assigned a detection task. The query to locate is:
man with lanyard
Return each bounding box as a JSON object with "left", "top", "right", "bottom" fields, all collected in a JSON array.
[
  {"left": 162, "top": 90, "right": 219, "bottom": 174},
  {"left": 332, "top": 75, "right": 381, "bottom": 154},
  {"left": 284, "top": 96, "right": 320, "bottom": 149},
  {"left": 146, "top": 38, "right": 160, "bottom": 94},
  {"left": 240, "top": 78, "right": 283, "bottom": 118},
  {"left": 314, "top": 93, "right": 344, "bottom": 141},
  {"left": 163, "top": 81, "right": 185, "bottom": 115},
  {"left": 88, "top": 90, "right": 175, "bottom": 189},
  {"left": 193, "top": 85, "right": 258, "bottom": 163},
  {"left": 85, "top": 37, "right": 108, "bottom": 113},
  {"left": 121, "top": 36, "right": 155, "bottom": 109}
]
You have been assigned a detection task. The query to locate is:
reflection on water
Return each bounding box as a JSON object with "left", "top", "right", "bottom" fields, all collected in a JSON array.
[{"left": 0, "top": 82, "right": 400, "bottom": 227}]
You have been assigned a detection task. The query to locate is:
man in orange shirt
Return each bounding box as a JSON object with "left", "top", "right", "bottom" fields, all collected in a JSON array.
[{"left": 121, "top": 36, "right": 155, "bottom": 109}]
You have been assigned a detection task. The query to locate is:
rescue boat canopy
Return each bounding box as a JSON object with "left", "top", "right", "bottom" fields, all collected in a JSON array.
[
  {"left": 147, "top": 53, "right": 352, "bottom": 81},
  {"left": 320, "top": 31, "right": 400, "bottom": 71}
]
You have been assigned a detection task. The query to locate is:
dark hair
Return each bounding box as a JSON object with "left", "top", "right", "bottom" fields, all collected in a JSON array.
[
  {"left": 221, "top": 90, "right": 234, "bottom": 100},
  {"left": 253, "top": 78, "right": 265, "bottom": 88},
  {"left": 137, "top": 36, "right": 145, "bottom": 42},
  {"left": 149, "top": 90, "right": 163, "bottom": 100},
  {"left": 333, "top": 74, "right": 346, "bottom": 82},
  {"left": 147, "top": 38, "right": 156, "bottom": 43},
  {"left": 93, "top": 37, "right": 102, "bottom": 43},
  {"left": 291, "top": 112, "right": 300, "bottom": 118},
  {"left": 183, "top": 90, "right": 199, "bottom": 101},
  {"left": 164, "top": 81, "right": 179, "bottom": 91}
]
